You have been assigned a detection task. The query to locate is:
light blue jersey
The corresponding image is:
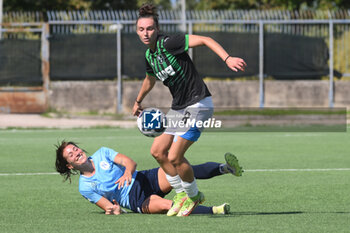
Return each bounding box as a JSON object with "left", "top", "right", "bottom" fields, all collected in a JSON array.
[{"left": 79, "top": 147, "right": 138, "bottom": 209}]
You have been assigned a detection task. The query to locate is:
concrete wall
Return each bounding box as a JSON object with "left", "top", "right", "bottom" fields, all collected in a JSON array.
[
  {"left": 48, "top": 80, "right": 350, "bottom": 113},
  {"left": 0, "top": 88, "right": 48, "bottom": 113},
  {"left": 265, "top": 80, "right": 329, "bottom": 107},
  {"left": 49, "top": 81, "right": 117, "bottom": 113}
]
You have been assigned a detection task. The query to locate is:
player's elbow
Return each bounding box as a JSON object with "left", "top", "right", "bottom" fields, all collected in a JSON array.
[{"left": 203, "top": 36, "right": 216, "bottom": 47}]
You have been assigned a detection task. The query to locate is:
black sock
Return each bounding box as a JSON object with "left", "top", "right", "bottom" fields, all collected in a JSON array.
[
  {"left": 191, "top": 205, "right": 213, "bottom": 214},
  {"left": 192, "top": 162, "right": 223, "bottom": 179}
]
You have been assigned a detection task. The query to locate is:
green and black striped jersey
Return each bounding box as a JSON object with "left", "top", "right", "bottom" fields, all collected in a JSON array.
[{"left": 145, "top": 34, "right": 211, "bottom": 110}]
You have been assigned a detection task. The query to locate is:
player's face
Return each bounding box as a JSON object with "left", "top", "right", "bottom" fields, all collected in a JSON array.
[
  {"left": 136, "top": 17, "right": 159, "bottom": 48},
  {"left": 63, "top": 144, "right": 87, "bottom": 169}
]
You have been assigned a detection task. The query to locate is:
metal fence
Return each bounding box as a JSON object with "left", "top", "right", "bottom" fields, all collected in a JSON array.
[
  {"left": 1, "top": 10, "right": 350, "bottom": 109},
  {"left": 43, "top": 10, "right": 350, "bottom": 81}
]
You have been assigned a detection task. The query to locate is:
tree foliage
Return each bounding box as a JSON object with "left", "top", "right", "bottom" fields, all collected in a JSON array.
[
  {"left": 89, "top": 0, "right": 138, "bottom": 10},
  {"left": 3, "top": 0, "right": 91, "bottom": 11},
  {"left": 181, "top": 0, "right": 350, "bottom": 10},
  {"left": 3, "top": 0, "right": 350, "bottom": 12}
]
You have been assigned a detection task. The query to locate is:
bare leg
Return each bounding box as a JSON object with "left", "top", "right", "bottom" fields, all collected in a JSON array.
[
  {"left": 141, "top": 194, "right": 215, "bottom": 214},
  {"left": 141, "top": 195, "right": 172, "bottom": 214},
  {"left": 167, "top": 136, "right": 194, "bottom": 183},
  {"left": 150, "top": 133, "right": 177, "bottom": 176},
  {"left": 157, "top": 167, "right": 172, "bottom": 194}
]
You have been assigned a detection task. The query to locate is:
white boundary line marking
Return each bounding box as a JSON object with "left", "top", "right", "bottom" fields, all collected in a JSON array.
[
  {"left": 0, "top": 172, "right": 58, "bottom": 176},
  {"left": 1, "top": 168, "right": 350, "bottom": 176},
  {"left": 246, "top": 168, "right": 350, "bottom": 172}
]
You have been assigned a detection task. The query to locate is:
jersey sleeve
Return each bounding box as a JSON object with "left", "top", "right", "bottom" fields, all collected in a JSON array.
[
  {"left": 164, "top": 33, "right": 189, "bottom": 55},
  {"left": 145, "top": 56, "right": 155, "bottom": 76},
  {"left": 100, "top": 147, "right": 118, "bottom": 162},
  {"left": 80, "top": 189, "right": 103, "bottom": 204}
]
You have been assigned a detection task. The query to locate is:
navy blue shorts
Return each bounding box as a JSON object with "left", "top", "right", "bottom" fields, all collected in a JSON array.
[{"left": 128, "top": 168, "right": 170, "bottom": 213}]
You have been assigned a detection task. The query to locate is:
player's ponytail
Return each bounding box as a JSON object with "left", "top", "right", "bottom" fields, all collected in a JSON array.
[{"left": 137, "top": 3, "right": 159, "bottom": 28}]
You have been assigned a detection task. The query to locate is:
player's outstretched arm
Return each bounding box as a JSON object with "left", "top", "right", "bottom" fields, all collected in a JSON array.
[
  {"left": 96, "top": 197, "right": 122, "bottom": 215},
  {"left": 133, "top": 74, "right": 156, "bottom": 116},
  {"left": 188, "top": 34, "right": 247, "bottom": 72}
]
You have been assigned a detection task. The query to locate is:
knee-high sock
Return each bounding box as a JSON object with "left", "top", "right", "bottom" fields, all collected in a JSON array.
[
  {"left": 182, "top": 179, "right": 198, "bottom": 197},
  {"left": 191, "top": 205, "right": 213, "bottom": 214},
  {"left": 165, "top": 174, "right": 184, "bottom": 193},
  {"left": 192, "top": 162, "right": 223, "bottom": 179}
]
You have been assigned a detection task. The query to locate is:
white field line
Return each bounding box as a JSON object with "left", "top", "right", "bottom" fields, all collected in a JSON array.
[
  {"left": 1, "top": 168, "right": 350, "bottom": 176},
  {"left": 246, "top": 168, "right": 350, "bottom": 172},
  {"left": 0, "top": 172, "right": 58, "bottom": 176}
]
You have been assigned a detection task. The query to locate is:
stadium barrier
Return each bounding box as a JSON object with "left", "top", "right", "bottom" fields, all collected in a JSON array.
[
  {"left": 0, "top": 23, "right": 49, "bottom": 113},
  {"left": 1, "top": 10, "right": 350, "bottom": 113},
  {"left": 48, "top": 80, "right": 350, "bottom": 114}
]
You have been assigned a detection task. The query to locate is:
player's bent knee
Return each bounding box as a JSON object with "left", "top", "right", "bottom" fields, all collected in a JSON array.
[
  {"left": 157, "top": 198, "right": 172, "bottom": 212},
  {"left": 150, "top": 148, "right": 167, "bottom": 162},
  {"left": 162, "top": 202, "right": 172, "bottom": 212},
  {"left": 168, "top": 156, "right": 183, "bottom": 167}
]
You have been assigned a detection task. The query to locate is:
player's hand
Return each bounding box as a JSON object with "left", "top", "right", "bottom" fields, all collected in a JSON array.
[
  {"left": 115, "top": 171, "right": 132, "bottom": 189},
  {"left": 132, "top": 102, "right": 143, "bottom": 116},
  {"left": 105, "top": 200, "right": 122, "bottom": 215},
  {"left": 226, "top": 57, "right": 247, "bottom": 72}
]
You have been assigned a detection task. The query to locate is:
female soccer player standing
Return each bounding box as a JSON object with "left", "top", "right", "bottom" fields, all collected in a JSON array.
[{"left": 132, "top": 3, "right": 246, "bottom": 217}]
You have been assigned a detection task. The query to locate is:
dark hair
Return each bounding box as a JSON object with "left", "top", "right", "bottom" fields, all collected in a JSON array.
[
  {"left": 137, "top": 3, "right": 159, "bottom": 28},
  {"left": 55, "top": 141, "right": 80, "bottom": 183}
]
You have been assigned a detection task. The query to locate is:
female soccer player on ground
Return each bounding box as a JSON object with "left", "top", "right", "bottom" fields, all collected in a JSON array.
[
  {"left": 132, "top": 3, "right": 246, "bottom": 216},
  {"left": 55, "top": 141, "right": 241, "bottom": 215}
]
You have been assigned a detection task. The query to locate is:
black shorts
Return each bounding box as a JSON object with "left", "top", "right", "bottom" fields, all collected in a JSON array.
[{"left": 128, "top": 168, "right": 170, "bottom": 213}]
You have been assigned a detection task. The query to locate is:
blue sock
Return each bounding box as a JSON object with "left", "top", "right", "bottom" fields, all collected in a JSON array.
[
  {"left": 192, "top": 162, "right": 223, "bottom": 179},
  {"left": 191, "top": 205, "right": 213, "bottom": 214}
]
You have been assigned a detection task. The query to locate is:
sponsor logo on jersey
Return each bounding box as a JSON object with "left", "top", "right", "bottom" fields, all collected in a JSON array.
[
  {"left": 100, "top": 161, "right": 110, "bottom": 170},
  {"left": 155, "top": 65, "right": 176, "bottom": 81}
]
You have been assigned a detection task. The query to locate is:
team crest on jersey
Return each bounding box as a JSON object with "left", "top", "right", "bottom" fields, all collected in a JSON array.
[
  {"left": 100, "top": 161, "right": 110, "bottom": 170},
  {"left": 90, "top": 182, "right": 97, "bottom": 189},
  {"left": 157, "top": 54, "right": 164, "bottom": 63}
]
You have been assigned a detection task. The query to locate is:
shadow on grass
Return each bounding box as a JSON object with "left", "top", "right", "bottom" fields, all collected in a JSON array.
[
  {"left": 94, "top": 210, "right": 350, "bottom": 217},
  {"left": 207, "top": 211, "right": 302, "bottom": 218},
  {"left": 209, "top": 211, "right": 350, "bottom": 218},
  {"left": 232, "top": 211, "right": 303, "bottom": 216}
]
